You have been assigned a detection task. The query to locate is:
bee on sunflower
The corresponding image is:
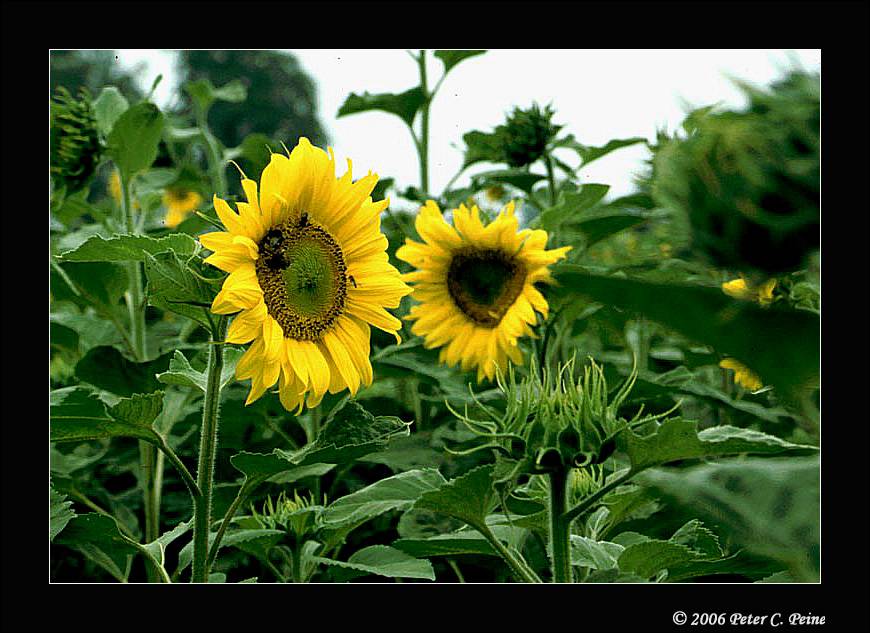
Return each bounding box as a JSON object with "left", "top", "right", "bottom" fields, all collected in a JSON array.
[
  {"left": 396, "top": 200, "right": 570, "bottom": 381},
  {"left": 198, "top": 138, "right": 412, "bottom": 411}
]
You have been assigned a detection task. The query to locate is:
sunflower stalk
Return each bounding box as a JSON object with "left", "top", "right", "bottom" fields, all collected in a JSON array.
[
  {"left": 192, "top": 316, "right": 228, "bottom": 582},
  {"left": 548, "top": 467, "right": 572, "bottom": 582},
  {"left": 417, "top": 49, "right": 430, "bottom": 195}
]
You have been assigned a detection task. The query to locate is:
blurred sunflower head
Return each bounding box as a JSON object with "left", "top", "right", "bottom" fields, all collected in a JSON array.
[
  {"left": 163, "top": 188, "right": 203, "bottom": 228},
  {"left": 396, "top": 200, "right": 570, "bottom": 381},
  {"left": 719, "top": 358, "right": 763, "bottom": 391},
  {"left": 199, "top": 137, "right": 412, "bottom": 411}
]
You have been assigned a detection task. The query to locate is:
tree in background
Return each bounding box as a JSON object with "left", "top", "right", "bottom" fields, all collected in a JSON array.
[
  {"left": 176, "top": 50, "right": 327, "bottom": 150},
  {"left": 50, "top": 50, "right": 145, "bottom": 102}
]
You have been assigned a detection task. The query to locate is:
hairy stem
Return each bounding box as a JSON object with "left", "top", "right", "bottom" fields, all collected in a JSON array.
[
  {"left": 192, "top": 317, "right": 228, "bottom": 582},
  {"left": 548, "top": 469, "right": 572, "bottom": 583},
  {"left": 477, "top": 523, "right": 542, "bottom": 583}
]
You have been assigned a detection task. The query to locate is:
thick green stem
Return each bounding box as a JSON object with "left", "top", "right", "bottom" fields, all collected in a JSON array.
[
  {"left": 548, "top": 469, "right": 572, "bottom": 583},
  {"left": 192, "top": 317, "right": 228, "bottom": 583},
  {"left": 417, "top": 50, "right": 430, "bottom": 195},
  {"left": 196, "top": 113, "right": 227, "bottom": 197}
]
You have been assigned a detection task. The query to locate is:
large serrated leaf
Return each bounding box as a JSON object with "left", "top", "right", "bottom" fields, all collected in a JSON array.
[
  {"left": 321, "top": 469, "right": 446, "bottom": 529},
  {"left": 414, "top": 464, "right": 496, "bottom": 532},
  {"left": 50, "top": 387, "right": 163, "bottom": 445},
  {"left": 58, "top": 233, "right": 199, "bottom": 263},
  {"left": 144, "top": 250, "right": 217, "bottom": 329},
  {"left": 315, "top": 545, "right": 435, "bottom": 581},
  {"left": 337, "top": 87, "right": 426, "bottom": 127},
  {"left": 156, "top": 348, "right": 243, "bottom": 393},
  {"left": 618, "top": 417, "right": 816, "bottom": 473},
  {"left": 617, "top": 539, "right": 705, "bottom": 579}
]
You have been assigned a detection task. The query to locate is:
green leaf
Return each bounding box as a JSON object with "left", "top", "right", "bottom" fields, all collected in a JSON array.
[
  {"left": 316, "top": 545, "right": 435, "bottom": 581},
  {"left": 414, "top": 464, "right": 496, "bottom": 532},
  {"left": 570, "top": 536, "right": 624, "bottom": 570},
  {"left": 156, "top": 348, "right": 243, "bottom": 393},
  {"left": 58, "top": 233, "right": 199, "bottom": 263},
  {"left": 91, "top": 86, "right": 129, "bottom": 137},
  {"left": 434, "top": 50, "right": 486, "bottom": 75},
  {"left": 184, "top": 78, "right": 247, "bottom": 117},
  {"left": 106, "top": 102, "right": 165, "bottom": 179},
  {"left": 143, "top": 520, "right": 192, "bottom": 567},
  {"left": 176, "top": 528, "right": 283, "bottom": 575},
  {"left": 51, "top": 261, "right": 127, "bottom": 318},
  {"left": 618, "top": 417, "right": 817, "bottom": 474},
  {"left": 321, "top": 469, "right": 446, "bottom": 529},
  {"left": 74, "top": 346, "right": 172, "bottom": 397},
  {"left": 50, "top": 388, "right": 164, "bottom": 445},
  {"left": 280, "top": 400, "right": 412, "bottom": 467},
  {"left": 337, "top": 87, "right": 426, "bottom": 127},
  {"left": 551, "top": 268, "right": 820, "bottom": 402},
  {"left": 617, "top": 539, "right": 704, "bottom": 579},
  {"left": 537, "top": 184, "right": 610, "bottom": 231},
  {"left": 638, "top": 456, "right": 820, "bottom": 581},
  {"left": 55, "top": 513, "right": 139, "bottom": 582},
  {"left": 556, "top": 136, "right": 647, "bottom": 167},
  {"left": 569, "top": 212, "right": 650, "bottom": 248},
  {"left": 472, "top": 168, "right": 547, "bottom": 196},
  {"left": 50, "top": 485, "right": 76, "bottom": 542},
  {"left": 462, "top": 129, "right": 504, "bottom": 168},
  {"left": 669, "top": 519, "right": 723, "bottom": 559},
  {"left": 143, "top": 251, "right": 217, "bottom": 329},
  {"left": 393, "top": 533, "right": 497, "bottom": 558}
]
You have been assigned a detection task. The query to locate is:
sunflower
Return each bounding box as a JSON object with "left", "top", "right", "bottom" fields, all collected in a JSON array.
[
  {"left": 396, "top": 200, "right": 570, "bottom": 381},
  {"left": 198, "top": 137, "right": 411, "bottom": 411},
  {"left": 163, "top": 188, "right": 203, "bottom": 228}
]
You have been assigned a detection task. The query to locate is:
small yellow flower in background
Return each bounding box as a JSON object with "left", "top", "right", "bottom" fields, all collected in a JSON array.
[
  {"left": 721, "top": 276, "right": 776, "bottom": 305},
  {"left": 109, "top": 170, "right": 122, "bottom": 203},
  {"left": 199, "top": 137, "right": 411, "bottom": 411},
  {"left": 719, "top": 358, "right": 763, "bottom": 391},
  {"left": 163, "top": 188, "right": 203, "bottom": 228},
  {"left": 396, "top": 200, "right": 570, "bottom": 382},
  {"left": 659, "top": 242, "right": 673, "bottom": 257}
]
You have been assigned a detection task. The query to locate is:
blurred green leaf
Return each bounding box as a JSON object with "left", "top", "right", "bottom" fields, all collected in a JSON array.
[
  {"left": 552, "top": 268, "right": 820, "bottom": 402},
  {"left": 462, "top": 129, "right": 503, "bottom": 168},
  {"left": 184, "top": 78, "right": 247, "bottom": 117},
  {"left": 177, "top": 528, "right": 283, "bottom": 575},
  {"left": 555, "top": 135, "right": 647, "bottom": 167},
  {"left": 55, "top": 513, "right": 139, "bottom": 582},
  {"left": 571, "top": 535, "right": 624, "bottom": 570},
  {"left": 337, "top": 87, "right": 426, "bottom": 128},
  {"left": 106, "top": 102, "right": 164, "bottom": 179},
  {"left": 639, "top": 456, "right": 820, "bottom": 581},
  {"left": 570, "top": 212, "right": 650, "bottom": 248},
  {"left": 434, "top": 50, "right": 486, "bottom": 75},
  {"left": 91, "top": 86, "right": 129, "bottom": 137},
  {"left": 74, "top": 346, "right": 171, "bottom": 396},
  {"left": 473, "top": 168, "right": 547, "bottom": 196},
  {"left": 537, "top": 184, "right": 610, "bottom": 231},
  {"left": 51, "top": 261, "right": 127, "bottom": 318}
]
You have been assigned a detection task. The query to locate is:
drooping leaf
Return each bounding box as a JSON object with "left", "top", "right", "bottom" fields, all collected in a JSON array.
[
  {"left": 337, "top": 87, "right": 426, "bottom": 128},
  {"left": 91, "top": 86, "right": 129, "bottom": 137},
  {"left": 618, "top": 417, "right": 817, "bottom": 474},
  {"left": 50, "top": 388, "right": 165, "bottom": 447},
  {"left": 106, "top": 102, "right": 165, "bottom": 179},
  {"left": 434, "top": 50, "right": 486, "bottom": 75},
  {"left": 315, "top": 545, "right": 435, "bottom": 581},
  {"left": 552, "top": 268, "right": 820, "bottom": 403},
  {"left": 156, "top": 348, "right": 243, "bottom": 393},
  {"left": 54, "top": 513, "right": 140, "bottom": 582},
  {"left": 58, "top": 233, "right": 199, "bottom": 263}
]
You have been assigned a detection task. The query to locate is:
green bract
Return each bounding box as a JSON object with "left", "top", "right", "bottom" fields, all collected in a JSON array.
[{"left": 50, "top": 87, "right": 102, "bottom": 194}]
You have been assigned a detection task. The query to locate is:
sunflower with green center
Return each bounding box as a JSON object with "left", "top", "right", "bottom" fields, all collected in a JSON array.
[
  {"left": 199, "top": 137, "right": 411, "bottom": 411},
  {"left": 396, "top": 200, "right": 570, "bottom": 381}
]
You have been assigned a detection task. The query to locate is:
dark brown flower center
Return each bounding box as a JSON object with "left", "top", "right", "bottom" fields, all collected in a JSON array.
[{"left": 446, "top": 248, "right": 527, "bottom": 327}]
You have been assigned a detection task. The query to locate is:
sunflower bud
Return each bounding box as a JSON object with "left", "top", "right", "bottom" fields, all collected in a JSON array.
[
  {"left": 497, "top": 103, "right": 562, "bottom": 168},
  {"left": 652, "top": 70, "right": 819, "bottom": 275},
  {"left": 50, "top": 87, "right": 102, "bottom": 194},
  {"left": 252, "top": 491, "right": 321, "bottom": 543}
]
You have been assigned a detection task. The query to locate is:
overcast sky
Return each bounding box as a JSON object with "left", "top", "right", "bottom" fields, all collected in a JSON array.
[{"left": 116, "top": 49, "right": 821, "bottom": 201}]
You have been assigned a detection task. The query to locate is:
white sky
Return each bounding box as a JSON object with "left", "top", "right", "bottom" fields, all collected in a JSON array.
[{"left": 116, "top": 49, "right": 821, "bottom": 200}]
